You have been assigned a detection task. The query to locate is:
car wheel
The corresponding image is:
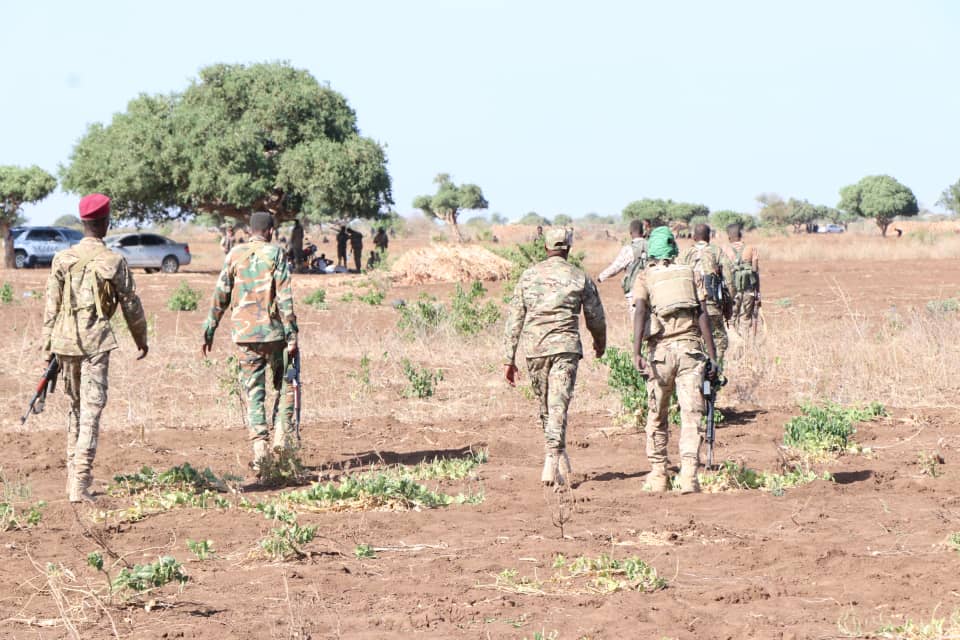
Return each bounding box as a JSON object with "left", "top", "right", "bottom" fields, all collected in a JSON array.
[
  {"left": 14, "top": 251, "right": 27, "bottom": 269},
  {"left": 161, "top": 256, "right": 179, "bottom": 273},
  {"left": 144, "top": 268, "right": 159, "bottom": 274}
]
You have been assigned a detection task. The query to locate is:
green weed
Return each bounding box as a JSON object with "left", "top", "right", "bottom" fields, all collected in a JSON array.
[
  {"left": 111, "top": 463, "right": 232, "bottom": 494},
  {"left": 395, "top": 281, "right": 499, "bottom": 338},
  {"left": 401, "top": 358, "right": 443, "bottom": 398},
  {"left": 774, "top": 297, "right": 793, "bottom": 308},
  {"left": 948, "top": 532, "right": 960, "bottom": 553},
  {"left": 783, "top": 402, "right": 886, "bottom": 454},
  {"left": 0, "top": 282, "right": 13, "bottom": 304},
  {"left": 404, "top": 449, "right": 488, "bottom": 481},
  {"left": 281, "top": 472, "right": 470, "bottom": 510},
  {"left": 339, "top": 292, "right": 355, "bottom": 302},
  {"left": 874, "top": 609, "right": 960, "bottom": 639},
  {"left": 918, "top": 451, "right": 944, "bottom": 478},
  {"left": 259, "top": 522, "right": 317, "bottom": 560},
  {"left": 112, "top": 556, "right": 188, "bottom": 594},
  {"left": 354, "top": 544, "right": 376, "bottom": 559},
  {"left": 166, "top": 281, "right": 201, "bottom": 311},
  {"left": 492, "top": 553, "right": 665, "bottom": 596},
  {"left": 0, "top": 500, "right": 46, "bottom": 531},
  {"left": 303, "top": 288, "right": 327, "bottom": 309},
  {"left": 187, "top": 539, "right": 214, "bottom": 560},
  {"left": 926, "top": 298, "right": 959, "bottom": 314},
  {"left": 358, "top": 288, "right": 385, "bottom": 306},
  {"left": 256, "top": 448, "right": 306, "bottom": 487},
  {"left": 700, "top": 461, "right": 831, "bottom": 495}
]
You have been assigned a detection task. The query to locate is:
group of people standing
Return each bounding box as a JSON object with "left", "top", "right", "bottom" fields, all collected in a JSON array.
[{"left": 505, "top": 220, "right": 761, "bottom": 493}]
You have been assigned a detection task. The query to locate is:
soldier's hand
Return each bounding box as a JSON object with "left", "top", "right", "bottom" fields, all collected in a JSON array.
[
  {"left": 504, "top": 364, "right": 518, "bottom": 387},
  {"left": 201, "top": 341, "right": 212, "bottom": 358},
  {"left": 634, "top": 355, "right": 650, "bottom": 378},
  {"left": 136, "top": 346, "right": 149, "bottom": 361},
  {"left": 594, "top": 343, "right": 605, "bottom": 359}
]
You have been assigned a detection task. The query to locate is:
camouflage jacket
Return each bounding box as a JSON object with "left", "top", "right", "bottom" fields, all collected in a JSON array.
[
  {"left": 202, "top": 237, "right": 298, "bottom": 346},
  {"left": 42, "top": 237, "right": 148, "bottom": 357},
  {"left": 503, "top": 256, "right": 606, "bottom": 365},
  {"left": 678, "top": 241, "right": 732, "bottom": 317}
]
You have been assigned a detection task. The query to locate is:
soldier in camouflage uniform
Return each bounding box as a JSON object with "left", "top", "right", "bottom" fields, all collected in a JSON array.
[
  {"left": 723, "top": 223, "right": 761, "bottom": 336},
  {"left": 202, "top": 212, "right": 299, "bottom": 471},
  {"left": 41, "top": 194, "right": 149, "bottom": 503},
  {"left": 678, "top": 223, "right": 732, "bottom": 364},
  {"left": 597, "top": 218, "right": 647, "bottom": 320},
  {"left": 634, "top": 227, "right": 717, "bottom": 494},
  {"left": 503, "top": 228, "right": 606, "bottom": 487}
]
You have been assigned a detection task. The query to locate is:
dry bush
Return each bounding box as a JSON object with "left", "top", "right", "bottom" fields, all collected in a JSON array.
[{"left": 747, "top": 223, "right": 960, "bottom": 262}]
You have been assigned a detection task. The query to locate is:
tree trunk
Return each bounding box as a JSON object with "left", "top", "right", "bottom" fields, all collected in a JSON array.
[
  {"left": 878, "top": 219, "right": 889, "bottom": 237},
  {"left": 0, "top": 221, "right": 14, "bottom": 269},
  {"left": 447, "top": 214, "right": 465, "bottom": 243}
]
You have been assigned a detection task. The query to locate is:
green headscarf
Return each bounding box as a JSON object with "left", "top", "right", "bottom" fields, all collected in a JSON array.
[{"left": 647, "top": 226, "right": 679, "bottom": 259}]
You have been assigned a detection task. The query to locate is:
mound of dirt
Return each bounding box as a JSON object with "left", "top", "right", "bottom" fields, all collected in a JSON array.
[{"left": 390, "top": 244, "right": 513, "bottom": 284}]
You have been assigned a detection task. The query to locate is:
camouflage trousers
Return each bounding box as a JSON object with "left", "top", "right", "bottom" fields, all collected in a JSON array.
[
  {"left": 708, "top": 313, "right": 728, "bottom": 365},
  {"left": 645, "top": 339, "right": 705, "bottom": 467},
  {"left": 733, "top": 291, "right": 758, "bottom": 335},
  {"left": 60, "top": 351, "right": 110, "bottom": 496},
  {"left": 526, "top": 353, "right": 579, "bottom": 451},
  {"left": 237, "top": 342, "right": 296, "bottom": 451}
]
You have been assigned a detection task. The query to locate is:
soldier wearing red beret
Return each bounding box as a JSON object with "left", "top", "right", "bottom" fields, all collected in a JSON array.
[{"left": 40, "top": 194, "right": 149, "bottom": 503}]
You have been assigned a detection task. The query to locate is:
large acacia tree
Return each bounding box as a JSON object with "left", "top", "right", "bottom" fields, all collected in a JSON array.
[
  {"left": 61, "top": 63, "right": 392, "bottom": 225},
  {"left": 412, "top": 173, "right": 488, "bottom": 242},
  {"left": 838, "top": 175, "right": 918, "bottom": 236},
  {"left": 0, "top": 165, "right": 57, "bottom": 268},
  {"left": 622, "top": 198, "right": 709, "bottom": 226},
  {"left": 937, "top": 178, "right": 960, "bottom": 216}
]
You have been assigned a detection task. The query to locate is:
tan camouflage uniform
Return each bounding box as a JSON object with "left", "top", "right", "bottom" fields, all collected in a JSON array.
[
  {"left": 503, "top": 255, "right": 606, "bottom": 480},
  {"left": 41, "top": 237, "right": 148, "bottom": 502},
  {"left": 635, "top": 263, "right": 707, "bottom": 491},
  {"left": 678, "top": 241, "right": 731, "bottom": 364},
  {"left": 202, "top": 237, "right": 299, "bottom": 463},
  {"left": 597, "top": 237, "right": 647, "bottom": 319},
  {"left": 724, "top": 241, "right": 760, "bottom": 334}
]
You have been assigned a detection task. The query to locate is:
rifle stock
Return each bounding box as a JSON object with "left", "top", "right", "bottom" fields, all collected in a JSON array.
[{"left": 21, "top": 356, "right": 59, "bottom": 425}]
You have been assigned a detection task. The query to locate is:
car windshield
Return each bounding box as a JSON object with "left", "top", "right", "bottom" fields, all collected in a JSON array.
[{"left": 63, "top": 229, "right": 83, "bottom": 241}]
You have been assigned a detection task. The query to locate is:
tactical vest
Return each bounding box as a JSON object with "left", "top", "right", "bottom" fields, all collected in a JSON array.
[
  {"left": 647, "top": 263, "right": 698, "bottom": 317},
  {"left": 729, "top": 245, "right": 758, "bottom": 292},
  {"left": 686, "top": 243, "right": 728, "bottom": 309},
  {"left": 621, "top": 239, "right": 647, "bottom": 295}
]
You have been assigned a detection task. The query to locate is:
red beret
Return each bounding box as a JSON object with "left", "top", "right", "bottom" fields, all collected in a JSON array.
[{"left": 78, "top": 193, "right": 110, "bottom": 220}]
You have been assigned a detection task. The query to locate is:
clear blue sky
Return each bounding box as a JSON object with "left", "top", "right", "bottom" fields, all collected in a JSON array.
[{"left": 3, "top": 0, "right": 958, "bottom": 225}]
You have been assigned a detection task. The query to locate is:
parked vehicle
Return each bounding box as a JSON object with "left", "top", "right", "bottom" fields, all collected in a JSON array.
[
  {"left": 818, "top": 223, "right": 845, "bottom": 234},
  {"left": 104, "top": 233, "right": 191, "bottom": 273},
  {"left": 13, "top": 226, "right": 83, "bottom": 268}
]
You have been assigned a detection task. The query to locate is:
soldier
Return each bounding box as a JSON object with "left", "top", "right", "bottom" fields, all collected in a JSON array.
[
  {"left": 678, "top": 223, "right": 732, "bottom": 364},
  {"left": 722, "top": 224, "right": 761, "bottom": 335},
  {"left": 347, "top": 228, "right": 363, "bottom": 272},
  {"left": 503, "top": 228, "right": 606, "bottom": 487},
  {"left": 40, "top": 194, "right": 149, "bottom": 503},
  {"left": 289, "top": 219, "right": 304, "bottom": 273},
  {"left": 373, "top": 227, "right": 389, "bottom": 253},
  {"left": 220, "top": 225, "right": 236, "bottom": 254},
  {"left": 597, "top": 218, "right": 648, "bottom": 319},
  {"left": 201, "top": 212, "right": 299, "bottom": 472},
  {"left": 633, "top": 226, "right": 717, "bottom": 494},
  {"left": 336, "top": 225, "right": 348, "bottom": 268}
]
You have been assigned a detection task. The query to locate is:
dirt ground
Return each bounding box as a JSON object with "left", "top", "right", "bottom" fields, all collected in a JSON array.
[{"left": 1, "top": 227, "right": 959, "bottom": 639}]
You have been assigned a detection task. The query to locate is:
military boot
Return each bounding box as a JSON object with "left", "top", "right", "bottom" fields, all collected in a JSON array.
[
  {"left": 541, "top": 449, "right": 560, "bottom": 486},
  {"left": 69, "top": 465, "right": 96, "bottom": 504},
  {"left": 679, "top": 461, "right": 701, "bottom": 494},
  {"left": 65, "top": 459, "right": 74, "bottom": 496},
  {"left": 643, "top": 463, "right": 669, "bottom": 493},
  {"left": 557, "top": 450, "right": 572, "bottom": 486},
  {"left": 251, "top": 440, "right": 269, "bottom": 474}
]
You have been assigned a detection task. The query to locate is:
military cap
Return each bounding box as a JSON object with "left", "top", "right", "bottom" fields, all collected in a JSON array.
[
  {"left": 78, "top": 193, "right": 110, "bottom": 220},
  {"left": 544, "top": 227, "right": 570, "bottom": 250}
]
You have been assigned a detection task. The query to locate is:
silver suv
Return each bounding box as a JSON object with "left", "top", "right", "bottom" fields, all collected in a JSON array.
[{"left": 13, "top": 226, "right": 84, "bottom": 268}]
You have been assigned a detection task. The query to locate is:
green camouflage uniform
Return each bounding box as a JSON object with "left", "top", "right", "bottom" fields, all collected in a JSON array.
[
  {"left": 41, "top": 237, "right": 148, "bottom": 501},
  {"left": 202, "top": 237, "right": 299, "bottom": 453},
  {"left": 635, "top": 262, "right": 707, "bottom": 482},
  {"left": 678, "top": 241, "right": 731, "bottom": 364},
  {"left": 724, "top": 241, "right": 759, "bottom": 334},
  {"left": 503, "top": 256, "right": 606, "bottom": 452}
]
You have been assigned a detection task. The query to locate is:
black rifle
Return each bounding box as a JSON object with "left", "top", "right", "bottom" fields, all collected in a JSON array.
[
  {"left": 21, "top": 356, "right": 59, "bottom": 425},
  {"left": 702, "top": 362, "right": 726, "bottom": 469},
  {"left": 285, "top": 350, "right": 302, "bottom": 445}
]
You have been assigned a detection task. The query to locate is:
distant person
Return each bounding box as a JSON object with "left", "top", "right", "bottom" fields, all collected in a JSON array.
[
  {"left": 336, "top": 226, "right": 348, "bottom": 268},
  {"left": 723, "top": 224, "right": 760, "bottom": 336},
  {"left": 633, "top": 226, "right": 718, "bottom": 494},
  {"left": 366, "top": 250, "right": 381, "bottom": 270},
  {"left": 373, "top": 227, "right": 389, "bottom": 252},
  {"left": 678, "top": 223, "right": 732, "bottom": 364},
  {"left": 597, "top": 219, "right": 647, "bottom": 319},
  {"left": 220, "top": 225, "right": 236, "bottom": 254},
  {"left": 41, "top": 194, "right": 149, "bottom": 503},
  {"left": 895, "top": 227, "right": 903, "bottom": 237},
  {"left": 201, "top": 212, "right": 298, "bottom": 473},
  {"left": 290, "top": 219, "right": 304, "bottom": 272},
  {"left": 534, "top": 225, "right": 544, "bottom": 242},
  {"left": 348, "top": 228, "right": 363, "bottom": 272},
  {"left": 503, "top": 228, "right": 606, "bottom": 487}
]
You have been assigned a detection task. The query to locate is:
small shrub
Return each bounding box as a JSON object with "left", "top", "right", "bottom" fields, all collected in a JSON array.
[
  {"left": 260, "top": 522, "right": 317, "bottom": 560},
  {"left": 926, "top": 298, "right": 959, "bottom": 314},
  {"left": 303, "top": 288, "right": 327, "bottom": 309},
  {"left": 339, "top": 292, "right": 355, "bottom": 303},
  {"left": 167, "top": 281, "right": 202, "bottom": 311},
  {"left": 187, "top": 539, "right": 214, "bottom": 560},
  {"left": 774, "top": 297, "right": 793, "bottom": 308},
  {"left": 112, "top": 556, "right": 188, "bottom": 593},
  {"left": 256, "top": 449, "right": 306, "bottom": 487},
  {"left": 918, "top": 451, "right": 944, "bottom": 478},
  {"left": 354, "top": 544, "right": 376, "bottom": 559},
  {"left": 0, "top": 500, "right": 46, "bottom": 530},
  {"left": 401, "top": 358, "right": 443, "bottom": 398},
  {"left": 396, "top": 294, "right": 448, "bottom": 336},
  {"left": 0, "top": 283, "right": 13, "bottom": 305},
  {"left": 450, "top": 281, "right": 500, "bottom": 335},
  {"left": 358, "top": 288, "right": 385, "bottom": 306},
  {"left": 949, "top": 532, "right": 960, "bottom": 553},
  {"left": 783, "top": 402, "right": 885, "bottom": 454},
  {"left": 600, "top": 346, "right": 649, "bottom": 415}
]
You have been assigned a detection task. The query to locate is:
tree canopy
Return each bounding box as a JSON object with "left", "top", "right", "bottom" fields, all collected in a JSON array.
[
  {"left": 710, "top": 210, "right": 757, "bottom": 231},
  {"left": 838, "top": 175, "right": 918, "bottom": 236},
  {"left": 412, "top": 173, "right": 488, "bottom": 242},
  {"left": 552, "top": 213, "right": 573, "bottom": 226},
  {"left": 622, "top": 198, "right": 709, "bottom": 225},
  {"left": 60, "top": 62, "right": 392, "bottom": 225},
  {"left": 937, "top": 178, "right": 960, "bottom": 216},
  {"left": 515, "top": 212, "right": 551, "bottom": 226},
  {"left": 1, "top": 165, "right": 57, "bottom": 268}
]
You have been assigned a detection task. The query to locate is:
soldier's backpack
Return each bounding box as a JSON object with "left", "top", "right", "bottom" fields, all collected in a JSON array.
[
  {"left": 729, "top": 245, "right": 758, "bottom": 293},
  {"left": 621, "top": 239, "right": 648, "bottom": 295},
  {"left": 686, "top": 244, "right": 732, "bottom": 318}
]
